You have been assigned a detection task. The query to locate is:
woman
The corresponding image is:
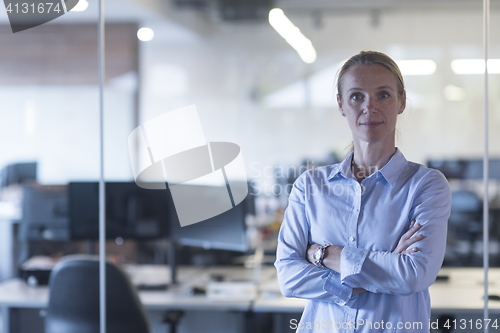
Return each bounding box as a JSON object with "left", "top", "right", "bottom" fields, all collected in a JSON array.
[{"left": 275, "top": 50, "right": 451, "bottom": 333}]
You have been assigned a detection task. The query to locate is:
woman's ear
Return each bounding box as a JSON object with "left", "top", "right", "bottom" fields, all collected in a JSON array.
[
  {"left": 398, "top": 90, "right": 406, "bottom": 114},
  {"left": 337, "top": 95, "right": 346, "bottom": 117}
]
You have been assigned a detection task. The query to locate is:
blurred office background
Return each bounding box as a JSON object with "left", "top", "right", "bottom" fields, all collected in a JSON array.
[{"left": 1, "top": 0, "right": 500, "bottom": 332}]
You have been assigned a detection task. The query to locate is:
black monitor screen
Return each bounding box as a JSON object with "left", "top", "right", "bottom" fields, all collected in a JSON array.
[
  {"left": 20, "top": 184, "right": 69, "bottom": 241},
  {"left": 69, "top": 182, "right": 170, "bottom": 240},
  {"left": 463, "top": 159, "right": 500, "bottom": 180},
  {"left": 426, "top": 159, "right": 467, "bottom": 179},
  {"left": 1, "top": 162, "right": 37, "bottom": 188},
  {"left": 169, "top": 185, "right": 250, "bottom": 252}
]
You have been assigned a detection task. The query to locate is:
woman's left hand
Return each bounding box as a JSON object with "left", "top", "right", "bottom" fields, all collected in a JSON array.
[{"left": 393, "top": 220, "right": 424, "bottom": 255}]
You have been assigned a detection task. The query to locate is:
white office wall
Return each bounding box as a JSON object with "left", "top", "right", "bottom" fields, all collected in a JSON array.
[{"left": 0, "top": 86, "right": 134, "bottom": 184}]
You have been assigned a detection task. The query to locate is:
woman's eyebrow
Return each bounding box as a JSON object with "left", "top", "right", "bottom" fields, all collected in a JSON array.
[
  {"left": 346, "top": 86, "right": 395, "bottom": 93},
  {"left": 376, "top": 85, "right": 395, "bottom": 91}
]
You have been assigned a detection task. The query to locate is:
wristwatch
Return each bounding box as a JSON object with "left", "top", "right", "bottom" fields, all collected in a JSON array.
[{"left": 313, "top": 244, "right": 332, "bottom": 268}]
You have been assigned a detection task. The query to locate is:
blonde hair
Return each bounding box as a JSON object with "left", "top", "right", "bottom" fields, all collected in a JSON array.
[{"left": 336, "top": 50, "right": 405, "bottom": 99}]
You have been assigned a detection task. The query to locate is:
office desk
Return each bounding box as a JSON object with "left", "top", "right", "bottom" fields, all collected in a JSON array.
[
  {"left": 4, "top": 266, "right": 500, "bottom": 333},
  {"left": 0, "top": 218, "right": 20, "bottom": 282},
  {"left": 429, "top": 268, "right": 500, "bottom": 314},
  {"left": 0, "top": 265, "right": 271, "bottom": 333},
  {"left": 123, "top": 265, "right": 252, "bottom": 312}
]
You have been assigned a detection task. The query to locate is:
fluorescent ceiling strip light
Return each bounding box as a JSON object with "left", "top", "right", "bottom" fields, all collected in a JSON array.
[
  {"left": 451, "top": 59, "right": 500, "bottom": 74},
  {"left": 269, "top": 8, "right": 317, "bottom": 64},
  {"left": 395, "top": 60, "right": 436, "bottom": 75}
]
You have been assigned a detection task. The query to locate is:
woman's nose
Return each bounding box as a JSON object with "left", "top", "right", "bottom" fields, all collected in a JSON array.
[{"left": 363, "top": 98, "right": 378, "bottom": 114}]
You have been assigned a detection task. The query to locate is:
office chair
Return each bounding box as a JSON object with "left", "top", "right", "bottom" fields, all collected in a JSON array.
[{"left": 44, "top": 255, "right": 149, "bottom": 333}]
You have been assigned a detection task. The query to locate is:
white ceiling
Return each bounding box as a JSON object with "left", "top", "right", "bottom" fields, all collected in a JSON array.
[
  {"left": 1, "top": 0, "right": 497, "bottom": 42},
  {"left": 277, "top": 0, "right": 499, "bottom": 12}
]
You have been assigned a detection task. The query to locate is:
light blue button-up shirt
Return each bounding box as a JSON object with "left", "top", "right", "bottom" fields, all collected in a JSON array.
[{"left": 275, "top": 149, "right": 451, "bottom": 333}]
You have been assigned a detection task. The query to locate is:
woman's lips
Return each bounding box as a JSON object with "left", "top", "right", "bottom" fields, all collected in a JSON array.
[{"left": 360, "top": 121, "right": 383, "bottom": 128}]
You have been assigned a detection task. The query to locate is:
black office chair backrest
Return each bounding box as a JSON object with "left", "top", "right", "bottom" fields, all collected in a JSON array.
[{"left": 45, "top": 255, "right": 149, "bottom": 333}]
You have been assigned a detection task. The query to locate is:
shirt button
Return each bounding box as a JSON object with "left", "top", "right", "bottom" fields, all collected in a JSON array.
[{"left": 349, "top": 236, "right": 355, "bottom": 242}]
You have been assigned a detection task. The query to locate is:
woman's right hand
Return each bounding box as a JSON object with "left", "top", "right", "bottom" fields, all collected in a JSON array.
[{"left": 393, "top": 220, "right": 425, "bottom": 255}]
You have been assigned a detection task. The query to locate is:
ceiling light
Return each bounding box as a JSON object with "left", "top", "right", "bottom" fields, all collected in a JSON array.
[
  {"left": 137, "top": 28, "right": 154, "bottom": 42},
  {"left": 395, "top": 60, "right": 436, "bottom": 75},
  {"left": 71, "top": 0, "right": 89, "bottom": 12},
  {"left": 451, "top": 59, "right": 500, "bottom": 74},
  {"left": 269, "top": 8, "right": 316, "bottom": 64}
]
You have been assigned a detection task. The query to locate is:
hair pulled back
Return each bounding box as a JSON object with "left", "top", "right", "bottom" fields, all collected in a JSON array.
[{"left": 336, "top": 50, "right": 405, "bottom": 99}]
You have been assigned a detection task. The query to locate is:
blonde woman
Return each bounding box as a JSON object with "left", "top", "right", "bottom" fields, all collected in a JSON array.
[{"left": 275, "top": 50, "right": 451, "bottom": 333}]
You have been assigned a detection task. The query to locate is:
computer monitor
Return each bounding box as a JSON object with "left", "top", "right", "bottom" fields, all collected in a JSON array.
[
  {"left": 426, "top": 159, "right": 468, "bottom": 179},
  {"left": 68, "top": 182, "right": 170, "bottom": 241},
  {"left": 0, "top": 162, "right": 37, "bottom": 188},
  {"left": 463, "top": 159, "right": 500, "bottom": 180},
  {"left": 168, "top": 184, "right": 250, "bottom": 253},
  {"left": 19, "top": 184, "right": 69, "bottom": 241}
]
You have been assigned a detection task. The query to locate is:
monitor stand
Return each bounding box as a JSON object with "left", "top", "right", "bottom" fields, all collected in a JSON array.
[
  {"left": 168, "top": 238, "right": 178, "bottom": 285},
  {"left": 85, "top": 240, "right": 95, "bottom": 254}
]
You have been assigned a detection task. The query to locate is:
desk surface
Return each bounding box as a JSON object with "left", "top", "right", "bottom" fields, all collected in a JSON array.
[
  {"left": 137, "top": 265, "right": 275, "bottom": 312},
  {"left": 429, "top": 268, "right": 500, "bottom": 313},
  {"left": 0, "top": 265, "right": 277, "bottom": 312}
]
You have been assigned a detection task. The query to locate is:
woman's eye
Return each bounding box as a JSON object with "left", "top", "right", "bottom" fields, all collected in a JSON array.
[
  {"left": 379, "top": 92, "right": 390, "bottom": 99},
  {"left": 351, "top": 94, "right": 362, "bottom": 101}
]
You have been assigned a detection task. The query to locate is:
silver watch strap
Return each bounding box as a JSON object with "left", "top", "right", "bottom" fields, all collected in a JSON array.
[{"left": 314, "top": 244, "right": 332, "bottom": 268}]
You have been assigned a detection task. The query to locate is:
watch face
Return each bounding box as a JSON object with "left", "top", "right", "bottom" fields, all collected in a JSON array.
[{"left": 314, "top": 248, "right": 322, "bottom": 261}]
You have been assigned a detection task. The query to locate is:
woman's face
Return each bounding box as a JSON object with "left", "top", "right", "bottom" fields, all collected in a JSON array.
[{"left": 337, "top": 64, "right": 406, "bottom": 146}]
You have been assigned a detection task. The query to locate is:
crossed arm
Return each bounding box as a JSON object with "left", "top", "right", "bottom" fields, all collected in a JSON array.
[{"left": 306, "top": 221, "right": 424, "bottom": 295}]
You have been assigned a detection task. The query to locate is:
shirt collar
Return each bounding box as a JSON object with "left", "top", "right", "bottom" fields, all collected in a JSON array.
[
  {"left": 378, "top": 148, "right": 407, "bottom": 186},
  {"left": 327, "top": 148, "right": 407, "bottom": 186},
  {"left": 327, "top": 151, "right": 354, "bottom": 181}
]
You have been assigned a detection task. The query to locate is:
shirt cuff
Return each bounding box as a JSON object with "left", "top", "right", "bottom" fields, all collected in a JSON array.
[
  {"left": 323, "top": 270, "right": 353, "bottom": 305},
  {"left": 340, "top": 246, "right": 369, "bottom": 282}
]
